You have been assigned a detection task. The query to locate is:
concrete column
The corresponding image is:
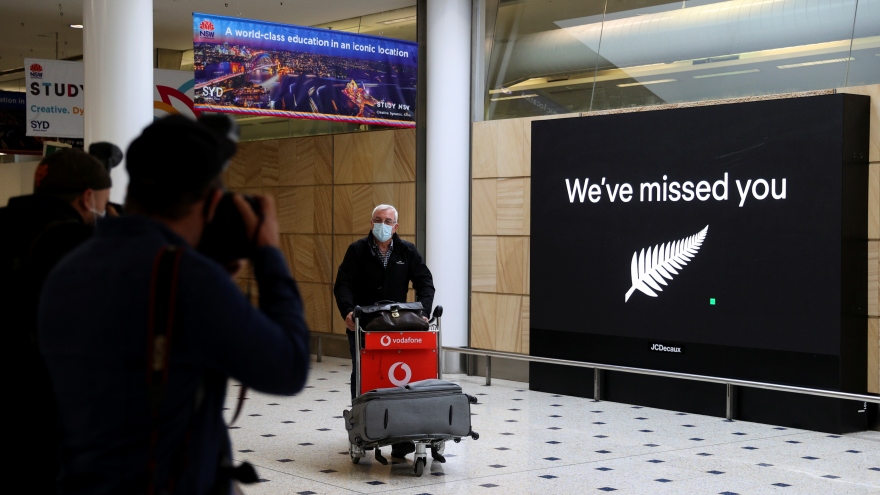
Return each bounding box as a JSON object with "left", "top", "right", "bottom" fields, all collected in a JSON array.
[
  {"left": 425, "top": 0, "right": 471, "bottom": 362},
  {"left": 83, "top": 0, "right": 154, "bottom": 204}
]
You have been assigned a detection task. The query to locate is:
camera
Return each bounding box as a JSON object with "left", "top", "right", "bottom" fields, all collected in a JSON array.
[{"left": 198, "top": 192, "right": 263, "bottom": 264}]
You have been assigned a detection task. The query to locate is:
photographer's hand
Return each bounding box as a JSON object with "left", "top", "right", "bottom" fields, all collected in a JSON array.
[{"left": 233, "top": 193, "right": 280, "bottom": 249}]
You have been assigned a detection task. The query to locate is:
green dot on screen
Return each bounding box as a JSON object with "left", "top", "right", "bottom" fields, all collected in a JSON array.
[{"left": 710, "top": 298, "right": 716, "bottom": 305}]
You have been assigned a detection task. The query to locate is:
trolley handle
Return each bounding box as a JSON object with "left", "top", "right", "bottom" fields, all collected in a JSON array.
[{"left": 431, "top": 305, "right": 443, "bottom": 320}]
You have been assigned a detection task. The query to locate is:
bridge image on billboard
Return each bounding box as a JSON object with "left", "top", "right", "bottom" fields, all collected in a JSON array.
[{"left": 193, "top": 14, "right": 417, "bottom": 127}]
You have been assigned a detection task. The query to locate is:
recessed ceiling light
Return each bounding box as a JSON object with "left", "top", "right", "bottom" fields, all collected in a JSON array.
[
  {"left": 617, "top": 79, "right": 677, "bottom": 87},
  {"left": 693, "top": 69, "right": 760, "bottom": 79},
  {"left": 777, "top": 57, "right": 853, "bottom": 69},
  {"left": 70, "top": 24, "right": 83, "bottom": 29}
]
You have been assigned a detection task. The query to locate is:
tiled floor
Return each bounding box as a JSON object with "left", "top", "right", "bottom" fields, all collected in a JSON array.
[{"left": 227, "top": 356, "right": 880, "bottom": 494}]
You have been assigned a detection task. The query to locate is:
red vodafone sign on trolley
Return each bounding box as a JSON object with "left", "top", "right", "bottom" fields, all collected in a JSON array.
[
  {"left": 364, "top": 332, "right": 436, "bottom": 350},
  {"left": 359, "top": 331, "right": 437, "bottom": 393}
]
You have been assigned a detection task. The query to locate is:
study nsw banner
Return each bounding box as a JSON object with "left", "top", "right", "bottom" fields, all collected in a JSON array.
[
  {"left": 25, "top": 59, "right": 84, "bottom": 139},
  {"left": 193, "top": 13, "right": 417, "bottom": 127}
]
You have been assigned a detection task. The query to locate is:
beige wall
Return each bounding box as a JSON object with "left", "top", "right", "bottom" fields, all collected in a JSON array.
[
  {"left": 226, "top": 128, "right": 417, "bottom": 337},
  {"left": 472, "top": 89, "right": 880, "bottom": 392}
]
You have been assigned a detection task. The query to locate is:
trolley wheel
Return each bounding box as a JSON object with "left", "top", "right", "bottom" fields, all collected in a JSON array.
[
  {"left": 414, "top": 457, "right": 426, "bottom": 476},
  {"left": 351, "top": 455, "right": 360, "bottom": 464}
]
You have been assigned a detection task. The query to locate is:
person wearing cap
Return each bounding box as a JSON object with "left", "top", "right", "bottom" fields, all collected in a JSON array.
[
  {"left": 38, "top": 115, "right": 311, "bottom": 495},
  {"left": 0, "top": 148, "right": 113, "bottom": 495}
]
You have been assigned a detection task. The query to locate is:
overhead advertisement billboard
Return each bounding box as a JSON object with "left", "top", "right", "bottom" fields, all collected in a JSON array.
[
  {"left": 192, "top": 13, "right": 417, "bottom": 127},
  {"left": 530, "top": 94, "right": 869, "bottom": 392},
  {"left": 24, "top": 59, "right": 85, "bottom": 139}
]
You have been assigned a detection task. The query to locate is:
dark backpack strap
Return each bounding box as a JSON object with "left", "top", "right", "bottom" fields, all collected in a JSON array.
[
  {"left": 146, "top": 245, "right": 185, "bottom": 495},
  {"left": 229, "top": 385, "right": 248, "bottom": 426}
]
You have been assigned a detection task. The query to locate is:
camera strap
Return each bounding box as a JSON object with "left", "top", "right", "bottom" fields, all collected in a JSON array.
[{"left": 146, "top": 245, "right": 185, "bottom": 495}]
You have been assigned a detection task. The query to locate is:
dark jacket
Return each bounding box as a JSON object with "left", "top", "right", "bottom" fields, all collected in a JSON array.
[
  {"left": 0, "top": 194, "right": 92, "bottom": 340},
  {"left": 0, "top": 193, "right": 92, "bottom": 494},
  {"left": 38, "top": 216, "right": 310, "bottom": 495},
  {"left": 334, "top": 232, "right": 435, "bottom": 322}
]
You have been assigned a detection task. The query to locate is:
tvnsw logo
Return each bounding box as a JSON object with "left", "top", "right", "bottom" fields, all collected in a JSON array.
[{"left": 388, "top": 362, "right": 412, "bottom": 387}]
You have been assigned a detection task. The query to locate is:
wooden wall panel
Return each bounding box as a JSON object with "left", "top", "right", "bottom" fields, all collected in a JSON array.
[
  {"left": 472, "top": 179, "right": 497, "bottom": 235},
  {"left": 497, "top": 236, "right": 527, "bottom": 294},
  {"left": 275, "top": 135, "right": 333, "bottom": 186},
  {"left": 282, "top": 234, "right": 332, "bottom": 284},
  {"left": 870, "top": 318, "right": 879, "bottom": 394},
  {"left": 299, "top": 281, "right": 333, "bottom": 333},
  {"left": 276, "top": 186, "right": 333, "bottom": 234},
  {"left": 521, "top": 296, "right": 530, "bottom": 355},
  {"left": 260, "top": 139, "right": 280, "bottom": 187},
  {"left": 870, "top": 163, "right": 879, "bottom": 240},
  {"left": 390, "top": 128, "right": 417, "bottom": 182},
  {"left": 472, "top": 121, "right": 497, "bottom": 178},
  {"left": 334, "top": 129, "right": 414, "bottom": 184},
  {"left": 472, "top": 237, "right": 497, "bottom": 292},
  {"left": 228, "top": 141, "right": 261, "bottom": 187},
  {"left": 870, "top": 241, "right": 879, "bottom": 317},
  {"left": 496, "top": 119, "right": 528, "bottom": 178},
  {"left": 495, "top": 294, "right": 523, "bottom": 353},
  {"left": 471, "top": 292, "right": 497, "bottom": 350},
  {"left": 333, "top": 131, "right": 374, "bottom": 184},
  {"left": 497, "top": 178, "right": 529, "bottom": 235}
]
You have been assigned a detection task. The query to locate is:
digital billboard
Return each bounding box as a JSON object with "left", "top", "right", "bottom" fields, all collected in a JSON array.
[
  {"left": 530, "top": 94, "right": 869, "bottom": 390},
  {"left": 193, "top": 13, "right": 417, "bottom": 127}
]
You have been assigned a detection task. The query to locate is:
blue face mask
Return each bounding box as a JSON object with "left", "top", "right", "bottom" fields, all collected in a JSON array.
[{"left": 372, "top": 222, "right": 394, "bottom": 242}]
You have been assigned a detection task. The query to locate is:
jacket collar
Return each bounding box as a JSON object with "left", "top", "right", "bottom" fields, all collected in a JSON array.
[{"left": 95, "top": 215, "right": 188, "bottom": 247}]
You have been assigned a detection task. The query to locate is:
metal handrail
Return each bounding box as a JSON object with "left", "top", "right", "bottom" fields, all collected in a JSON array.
[{"left": 442, "top": 346, "right": 880, "bottom": 420}]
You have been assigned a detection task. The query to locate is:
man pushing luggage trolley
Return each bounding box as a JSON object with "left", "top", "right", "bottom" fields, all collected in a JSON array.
[{"left": 333, "top": 204, "right": 478, "bottom": 475}]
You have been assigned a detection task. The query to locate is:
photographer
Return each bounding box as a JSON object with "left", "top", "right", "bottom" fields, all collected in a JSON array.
[{"left": 38, "top": 115, "right": 311, "bottom": 494}]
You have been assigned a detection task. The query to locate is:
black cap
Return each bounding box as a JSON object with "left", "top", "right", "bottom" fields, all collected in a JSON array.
[
  {"left": 126, "top": 115, "right": 237, "bottom": 194},
  {"left": 33, "top": 148, "right": 112, "bottom": 194}
]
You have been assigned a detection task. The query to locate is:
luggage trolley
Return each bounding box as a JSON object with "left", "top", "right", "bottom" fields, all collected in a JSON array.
[{"left": 343, "top": 304, "right": 479, "bottom": 476}]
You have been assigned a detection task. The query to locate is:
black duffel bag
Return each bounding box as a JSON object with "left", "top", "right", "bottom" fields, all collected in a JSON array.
[{"left": 357, "top": 301, "right": 429, "bottom": 332}]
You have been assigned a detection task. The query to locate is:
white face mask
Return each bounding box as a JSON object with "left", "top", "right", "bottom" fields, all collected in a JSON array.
[
  {"left": 372, "top": 222, "right": 394, "bottom": 242},
  {"left": 90, "top": 198, "right": 106, "bottom": 220}
]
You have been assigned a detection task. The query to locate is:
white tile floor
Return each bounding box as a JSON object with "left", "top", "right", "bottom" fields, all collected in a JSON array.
[{"left": 226, "top": 356, "right": 880, "bottom": 495}]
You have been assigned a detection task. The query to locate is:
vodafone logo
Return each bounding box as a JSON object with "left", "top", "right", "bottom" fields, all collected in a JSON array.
[
  {"left": 388, "top": 362, "right": 412, "bottom": 387},
  {"left": 380, "top": 335, "right": 391, "bottom": 347}
]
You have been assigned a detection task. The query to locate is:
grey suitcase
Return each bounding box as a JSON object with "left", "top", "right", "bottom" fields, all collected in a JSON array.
[
  {"left": 343, "top": 379, "right": 479, "bottom": 474},
  {"left": 344, "top": 379, "right": 478, "bottom": 444}
]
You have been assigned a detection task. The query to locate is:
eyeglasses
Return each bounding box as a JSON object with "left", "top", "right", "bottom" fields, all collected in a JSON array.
[{"left": 373, "top": 219, "right": 396, "bottom": 226}]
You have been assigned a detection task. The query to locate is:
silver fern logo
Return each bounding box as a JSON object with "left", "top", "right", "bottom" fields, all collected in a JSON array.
[{"left": 625, "top": 225, "right": 709, "bottom": 302}]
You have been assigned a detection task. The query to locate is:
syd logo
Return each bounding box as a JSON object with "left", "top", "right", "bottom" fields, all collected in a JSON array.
[
  {"left": 30, "top": 120, "right": 50, "bottom": 131},
  {"left": 625, "top": 225, "right": 708, "bottom": 302}
]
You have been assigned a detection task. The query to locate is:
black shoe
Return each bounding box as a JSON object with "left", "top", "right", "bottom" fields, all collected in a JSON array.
[{"left": 390, "top": 442, "right": 416, "bottom": 458}]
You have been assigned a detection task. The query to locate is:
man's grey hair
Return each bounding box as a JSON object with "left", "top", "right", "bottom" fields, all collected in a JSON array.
[{"left": 372, "top": 204, "right": 398, "bottom": 223}]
